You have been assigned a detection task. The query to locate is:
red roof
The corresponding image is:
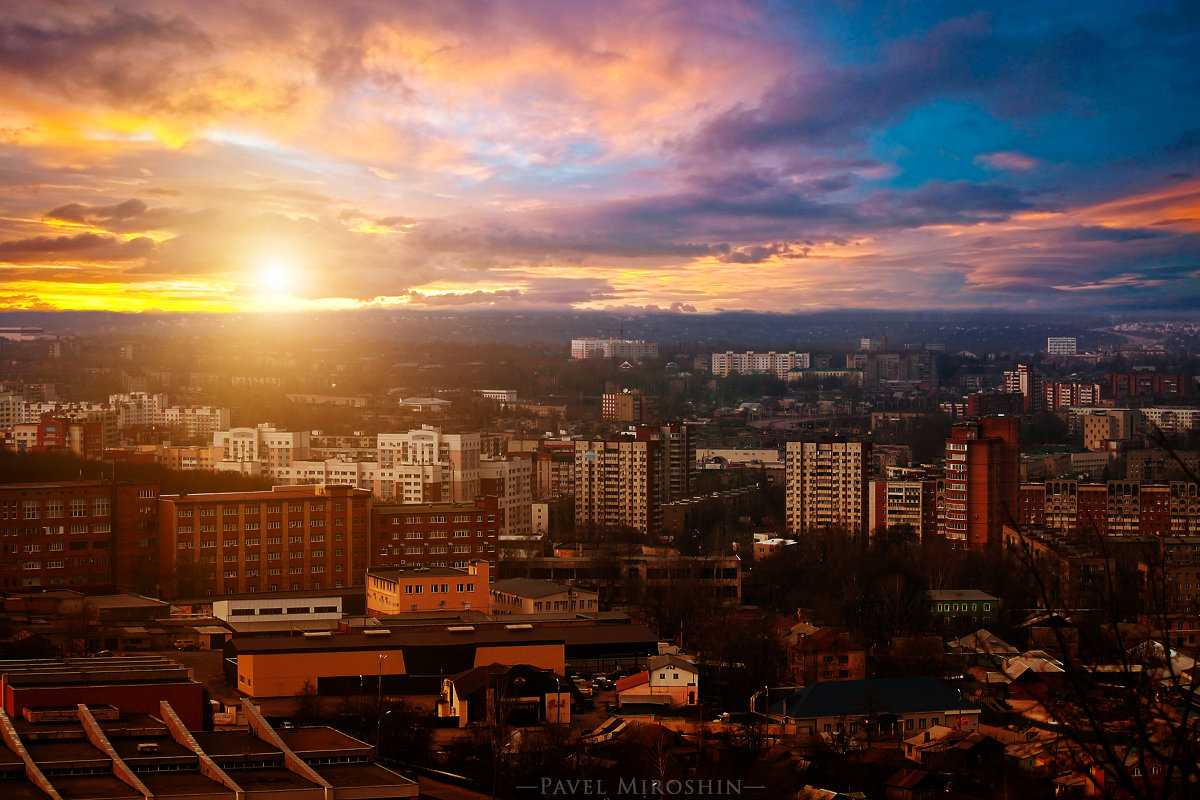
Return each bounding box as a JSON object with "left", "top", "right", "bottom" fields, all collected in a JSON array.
[{"left": 614, "top": 670, "right": 649, "bottom": 693}]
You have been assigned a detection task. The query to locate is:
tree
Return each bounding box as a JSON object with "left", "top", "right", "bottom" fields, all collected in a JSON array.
[{"left": 294, "top": 680, "right": 321, "bottom": 725}]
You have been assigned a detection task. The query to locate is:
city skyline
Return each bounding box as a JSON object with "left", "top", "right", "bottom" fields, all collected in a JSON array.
[{"left": 1, "top": 1, "right": 1198, "bottom": 314}]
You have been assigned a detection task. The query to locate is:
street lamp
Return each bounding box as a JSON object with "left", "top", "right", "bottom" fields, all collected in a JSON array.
[
  {"left": 376, "top": 708, "right": 395, "bottom": 757},
  {"left": 377, "top": 654, "right": 388, "bottom": 712}
]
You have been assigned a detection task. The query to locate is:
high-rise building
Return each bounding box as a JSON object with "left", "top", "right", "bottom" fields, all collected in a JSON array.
[
  {"left": 942, "top": 417, "right": 1020, "bottom": 552},
  {"left": 1002, "top": 364, "right": 1042, "bottom": 412},
  {"left": 785, "top": 440, "right": 870, "bottom": 537},
  {"left": 480, "top": 456, "right": 533, "bottom": 540},
  {"left": 157, "top": 484, "right": 372, "bottom": 598},
  {"left": 602, "top": 389, "right": 654, "bottom": 422},
  {"left": 572, "top": 424, "right": 693, "bottom": 539}
]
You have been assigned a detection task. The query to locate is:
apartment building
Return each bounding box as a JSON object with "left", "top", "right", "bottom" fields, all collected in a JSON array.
[
  {"left": 507, "top": 439, "right": 576, "bottom": 500},
  {"left": 575, "top": 437, "right": 660, "bottom": 537},
  {"left": 785, "top": 440, "right": 870, "bottom": 537},
  {"left": 480, "top": 456, "right": 532, "bottom": 539},
  {"left": 602, "top": 389, "right": 654, "bottom": 422},
  {"left": 710, "top": 351, "right": 810, "bottom": 379},
  {"left": 0, "top": 481, "right": 158, "bottom": 593},
  {"left": 869, "top": 473, "right": 939, "bottom": 541},
  {"left": 573, "top": 425, "right": 691, "bottom": 539},
  {"left": 157, "top": 484, "right": 372, "bottom": 598},
  {"left": 570, "top": 338, "right": 659, "bottom": 360},
  {"left": 1018, "top": 480, "right": 1200, "bottom": 536},
  {"left": 1046, "top": 337, "right": 1077, "bottom": 356},
  {"left": 942, "top": 418, "right": 1020, "bottom": 552},
  {"left": 371, "top": 497, "right": 500, "bottom": 569}
]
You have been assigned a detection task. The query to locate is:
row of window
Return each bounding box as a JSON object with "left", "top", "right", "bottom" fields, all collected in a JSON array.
[
  {"left": 4, "top": 498, "right": 110, "bottom": 519},
  {"left": 178, "top": 502, "right": 339, "bottom": 518}
]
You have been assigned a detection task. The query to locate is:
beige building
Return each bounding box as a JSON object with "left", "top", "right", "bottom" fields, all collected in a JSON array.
[
  {"left": 366, "top": 561, "right": 489, "bottom": 614},
  {"left": 489, "top": 578, "right": 599, "bottom": 614},
  {"left": 481, "top": 456, "right": 533, "bottom": 539},
  {"left": 785, "top": 440, "right": 870, "bottom": 537}
]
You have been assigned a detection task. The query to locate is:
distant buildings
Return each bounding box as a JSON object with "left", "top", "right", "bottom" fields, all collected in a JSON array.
[
  {"left": 570, "top": 338, "right": 659, "bottom": 360},
  {"left": 1047, "top": 337, "right": 1077, "bottom": 356},
  {"left": 710, "top": 351, "right": 810, "bottom": 379}
]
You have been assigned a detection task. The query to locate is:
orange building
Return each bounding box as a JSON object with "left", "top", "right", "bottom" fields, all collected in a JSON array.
[
  {"left": 229, "top": 626, "right": 566, "bottom": 698},
  {"left": 365, "top": 561, "right": 489, "bottom": 615},
  {"left": 158, "top": 484, "right": 372, "bottom": 598}
]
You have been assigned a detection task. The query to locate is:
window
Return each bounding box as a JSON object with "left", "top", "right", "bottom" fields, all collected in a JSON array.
[
  {"left": 200, "top": 508, "right": 215, "bottom": 517},
  {"left": 178, "top": 509, "right": 193, "bottom": 518},
  {"left": 245, "top": 522, "right": 260, "bottom": 531},
  {"left": 288, "top": 520, "right": 303, "bottom": 528},
  {"left": 267, "top": 536, "right": 281, "bottom": 544},
  {"left": 288, "top": 504, "right": 303, "bottom": 512},
  {"left": 224, "top": 507, "right": 239, "bottom": 516},
  {"left": 309, "top": 519, "right": 324, "bottom": 527},
  {"left": 92, "top": 497, "right": 110, "bottom": 516},
  {"left": 70, "top": 499, "right": 88, "bottom": 517},
  {"left": 46, "top": 499, "right": 63, "bottom": 518},
  {"left": 310, "top": 534, "right": 324, "bottom": 542},
  {"left": 267, "top": 522, "right": 281, "bottom": 529},
  {"left": 138, "top": 489, "right": 156, "bottom": 499},
  {"left": 267, "top": 505, "right": 282, "bottom": 514}
]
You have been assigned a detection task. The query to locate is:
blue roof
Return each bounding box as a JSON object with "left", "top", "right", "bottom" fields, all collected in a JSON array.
[{"left": 770, "top": 677, "right": 979, "bottom": 719}]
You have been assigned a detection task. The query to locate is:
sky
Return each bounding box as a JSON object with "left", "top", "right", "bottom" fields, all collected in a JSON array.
[{"left": 0, "top": 0, "right": 1198, "bottom": 315}]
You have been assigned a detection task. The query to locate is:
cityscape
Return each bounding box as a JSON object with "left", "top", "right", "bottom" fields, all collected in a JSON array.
[{"left": 1, "top": 2, "right": 1199, "bottom": 800}]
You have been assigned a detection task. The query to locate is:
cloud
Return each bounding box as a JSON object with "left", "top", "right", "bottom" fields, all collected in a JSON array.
[
  {"left": 0, "top": 232, "right": 155, "bottom": 264},
  {"left": 975, "top": 151, "right": 1039, "bottom": 171}
]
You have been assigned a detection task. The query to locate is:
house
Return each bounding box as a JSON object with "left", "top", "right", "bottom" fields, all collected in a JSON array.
[
  {"left": 770, "top": 677, "right": 980, "bottom": 739},
  {"left": 438, "top": 663, "right": 572, "bottom": 727},
  {"left": 786, "top": 627, "right": 868, "bottom": 684},
  {"left": 928, "top": 590, "right": 999, "bottom": 627},
  {"left": 489, "top": 577, "right": 599, "bottom": 615},
  {"left": 615, "top": 654, "right": 699, "bottom": 710},
  {"left": 946, "top": 628, "right": 1019, "bottom": 666},
  {"left": 884, "top": 768, "right": 947, "bottom": 800}
]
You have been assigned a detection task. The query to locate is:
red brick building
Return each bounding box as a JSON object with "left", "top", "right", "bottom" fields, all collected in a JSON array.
[
  {"left": 1017, "top": 480, "right": 1200, "bottom": 536},
  {"left": 785, "top": 627, "right": 868, "bottom": 684},
  {"left": 371, "top": 496, "right": 500, "bottom": 569},
  {"left": 942, "top": 417, "right": 1019, "bottom": 552},
  {"left": 0, "top": 481, "right": 158, "bottom": 593},
  {"left": 158, "top": 484, "right": 371, "bottom": 598}
]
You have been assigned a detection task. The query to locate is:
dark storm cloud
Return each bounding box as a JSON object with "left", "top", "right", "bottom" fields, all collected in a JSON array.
[{"left": 0, "top": 232, "right": 155, "bottom": 263}]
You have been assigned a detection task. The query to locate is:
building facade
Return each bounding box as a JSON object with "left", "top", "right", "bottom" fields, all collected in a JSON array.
[
  {"left": 785, "top": 440, "right": 870, "bottom": 537},
  {"left": 371, "top": 497, "right": 500, "bottom": 569},
  {"left": 710, "top": 351, "right": 811, "bottom": 379},
  {"left": 0, "top": 481, "right": 158, "bottom": 593},
  {"left": 157, "top": 484, "right": 372, "bottom": 598},
  {"left": 942, "top": 417, "right": 1019, "bottom": 552},
  {"left": 366, "top": 561, "right": 489, "bottom": 614}
]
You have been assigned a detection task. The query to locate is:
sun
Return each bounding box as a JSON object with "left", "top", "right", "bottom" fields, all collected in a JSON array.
[{"left": 255, "top": 257, "right": 295, "bottom": 298}]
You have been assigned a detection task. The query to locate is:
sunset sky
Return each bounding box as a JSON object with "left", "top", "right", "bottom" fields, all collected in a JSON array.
[{"left": 1, "top": 0, "right": 1197, "bottom": 314}]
